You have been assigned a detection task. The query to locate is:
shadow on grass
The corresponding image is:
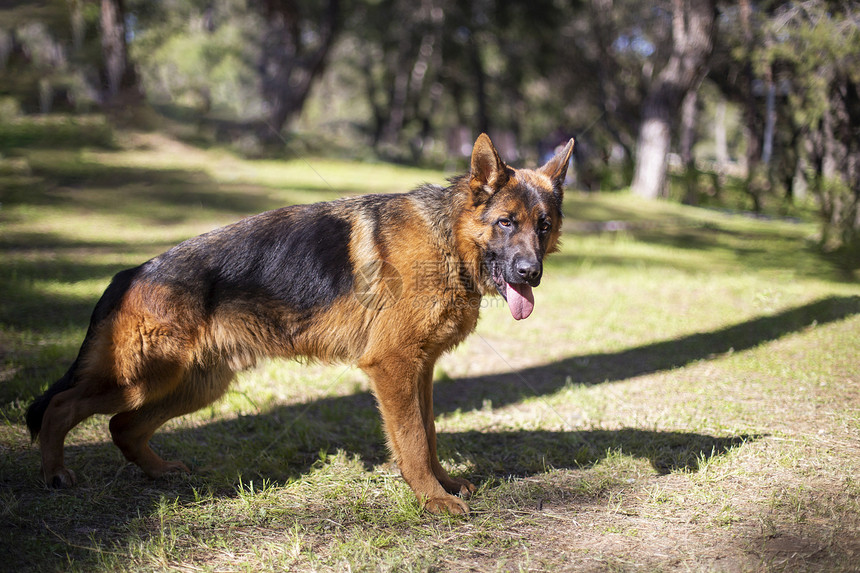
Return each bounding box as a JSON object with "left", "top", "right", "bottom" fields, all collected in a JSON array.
[
  {"left": 1, "top": 155, "right": 281, "bottom": 321},
  {"left": 439, "top": 428, "right": 758, "bottom": 477},
  {"left": 0, "top": 261, "right": 139, "bottom": 333},
  {"left": 2, "top": 424, "right": 755, "bottom": 572},
  {"left": 560, "top": 199, "right": 847, "bottom": 280},
  {"left": 3, "top": 157, "right": 279, "bottom": 226},
  {"left": 22, "top": 401, "right": 752, "bottom": 499},
  {"left": 434, "top": 295, "right": 860, "bottom": 415}
]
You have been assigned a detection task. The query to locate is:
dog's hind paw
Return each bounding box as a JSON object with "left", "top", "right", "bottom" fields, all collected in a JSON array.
[
  {"left": 161, "top": 460, "right": 191, "bottom": 475},
  {"left": 143, "top": 459, "right": 190, "bottom": 479},
  {"left": 45, "top": 467, "right": 77, "bottom": 489}
]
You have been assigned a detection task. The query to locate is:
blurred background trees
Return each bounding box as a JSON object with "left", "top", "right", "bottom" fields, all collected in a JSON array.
[{"left": 1, "top": 0, "right": 858, "bottom": 260}]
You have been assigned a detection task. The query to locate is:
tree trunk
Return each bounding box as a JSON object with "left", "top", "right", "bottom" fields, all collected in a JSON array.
[
  {"left": 679, "top": 89, "right": 698, "bottom": 166},
  {"left": 737, "top": 0, "right": 765, "bottom": 210},
  {"left": 633, "top": 104, "right": 673, "bottom": 199},
  {"left": 259, "top": 0, "right": 340, "bottom": 138},
  {"left": 70, "top": 0, "right": 85, "bottom": 53},
  {"left": 379, "top": 30, "right": 414, "bottom": 146},
  {"left": 679, "top": 89, "right": 699, "bottom": 204},
  {"left": 100, "top": 0, "right": 139, "bottom": 105},
  {"left": 631, "top": 0, "right": 717, "bottom": 199},
  {"left": 714, "top": 98, "right": 729, "bottom": 167},
  {"left": 470, "top": 36, "right": 489, "bottom": 136},
  {"left": 589, "top": 0, "right": 637, "bottom": 164},
  {"left": 359, "top": 50, "right": 386, "bottom": 147},
  {"left": 761, "top": 67, "right": 776, "bottom": 166}
]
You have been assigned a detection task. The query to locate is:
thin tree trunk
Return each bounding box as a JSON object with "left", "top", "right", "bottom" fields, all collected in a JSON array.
[
  {"left": 680, "top": 89, "right": 699, "bottom": 204},
  {"left": 380, "top": 32, "right": 413, "bottom": 146},
  {"left": 100, "top": 0, "right": 138, "bottom": 104},
  {"left": 70, "top": 0, "right": 85, "bottom": 52},
  {"left": 359, "top": 51, "right": 386, "bottom": 147},
  {"left": 380, "top": 0, "right": 443, "bottom": 150},
  {"left": 589, "top": 0, "right": 635, "bottom": 162},
  {"left": 791, "top": 149, "right": 808, "bottom": 202},
  {"left": 471, "top": 37, "right": 489, "bottom": 136},
  {"left": 737, "top": 0, "right": 765, "bottom": 211},
  {"left": 679, "top": 89, "right": 698, "bottom": 166},
  {"left": 714, "top": 98, "right": 728, "bottom": 166},
  {"left": 762, "top": 66, "right": 776, "bottom": 165}
]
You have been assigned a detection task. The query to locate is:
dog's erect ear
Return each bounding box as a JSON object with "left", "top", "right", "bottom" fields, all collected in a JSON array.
[
  {"left": 539, "top": 138, "right": 575, "bottom": 198},
  {"left": 469, "top": 133, "right": 509, "bottom": 204}
]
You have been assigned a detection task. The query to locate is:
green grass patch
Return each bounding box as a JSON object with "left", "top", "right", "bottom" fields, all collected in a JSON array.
[{"left": 2, "top": 129, "right": 859, "bottom": 571}]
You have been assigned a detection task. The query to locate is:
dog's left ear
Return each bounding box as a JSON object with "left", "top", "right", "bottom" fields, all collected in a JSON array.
[
  {"left": 539, "top": 138, "right": 575, "bottom": 198},
  {"left": 469, "top": 133, "right": 510, "bottom": 204}
]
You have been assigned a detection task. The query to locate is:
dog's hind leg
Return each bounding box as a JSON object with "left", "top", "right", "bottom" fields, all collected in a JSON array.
[
  {"left": 109, "top": 406, "right": 191, "bottom": 478},
  {"left": 109, "top": 364, "right": 234, "bottom": 478},
  {"left": 38, "top": 385, "right": 126, "bottom": 488}
]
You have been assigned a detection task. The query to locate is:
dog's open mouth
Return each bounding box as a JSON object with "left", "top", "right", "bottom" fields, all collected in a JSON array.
[{"left": 493, "top": 272, "right": 535, "bottom": 321}]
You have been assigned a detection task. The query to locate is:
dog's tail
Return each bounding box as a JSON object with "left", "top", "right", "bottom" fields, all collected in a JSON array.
[
  {"left": 26, "top": 265, "right": 144, "bottom": 441},
  {"left": 26, "top": 362, "right": 78, "bottom": 441}
]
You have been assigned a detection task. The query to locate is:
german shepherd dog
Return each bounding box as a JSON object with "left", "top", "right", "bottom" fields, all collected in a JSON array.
[{"left": 27, "top": 134, "right": 574, "bottom": 514}]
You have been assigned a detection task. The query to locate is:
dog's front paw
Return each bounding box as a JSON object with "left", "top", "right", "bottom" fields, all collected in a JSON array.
[
  {"left": 424, "top": 493, "right": 470, "bottom": 515},
  {"left": 45, "top": 467, "right": 77, "bottom": 489}
]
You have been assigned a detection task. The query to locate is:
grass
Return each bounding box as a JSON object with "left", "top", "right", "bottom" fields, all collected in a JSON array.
[{"left": 2, "top": 126, "right": 860, "bottom": 571}]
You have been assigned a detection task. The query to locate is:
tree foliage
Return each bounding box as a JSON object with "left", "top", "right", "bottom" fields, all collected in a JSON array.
[
  {"left": 762, "top": 2, "right": 860, "bottom": 254},
  {"left": 712, "top": 1, "right": 860, "bottom": 256},
  {"left": 129, "top": 0, "right": 264, "bottom": 119}
]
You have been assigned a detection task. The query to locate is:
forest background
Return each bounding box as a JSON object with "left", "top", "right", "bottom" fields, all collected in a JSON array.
[{"left": 2, "top": 0, "right": 859, "bottom": 263}]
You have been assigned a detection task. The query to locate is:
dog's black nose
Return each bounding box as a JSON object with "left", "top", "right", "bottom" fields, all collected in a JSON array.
[{"left": 515, "top": 259, "right": 542, "bottom": 285}]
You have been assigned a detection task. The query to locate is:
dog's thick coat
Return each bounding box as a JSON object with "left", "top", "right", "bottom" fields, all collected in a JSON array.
[{"left": 27, "top": 134, "right": 574, "bottom": 513}]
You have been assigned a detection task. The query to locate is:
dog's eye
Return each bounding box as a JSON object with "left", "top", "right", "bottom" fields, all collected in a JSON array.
[
  {"left": 498, "top": 218, "right": 512, "bottom": 228},
  {"left": 539, "top": 220, "right": 551, "bottom": 233}
]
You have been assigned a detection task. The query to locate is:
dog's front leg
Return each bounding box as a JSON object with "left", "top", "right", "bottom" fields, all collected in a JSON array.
[
  {"left": 418, "top": 363, "right": 477, "bottom": 498},
  {"left": 362, "top": 354, "right": 469, "bottom": 515}
]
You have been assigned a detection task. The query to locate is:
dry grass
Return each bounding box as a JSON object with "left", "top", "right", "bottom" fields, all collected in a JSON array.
[{"left": 1, "top": 129, "right": 859, "bottom": 571}]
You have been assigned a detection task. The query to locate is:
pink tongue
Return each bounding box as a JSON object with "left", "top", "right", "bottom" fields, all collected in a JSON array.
[{"left": 505, "top": 282, "right": 535, "bottom": 320}]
